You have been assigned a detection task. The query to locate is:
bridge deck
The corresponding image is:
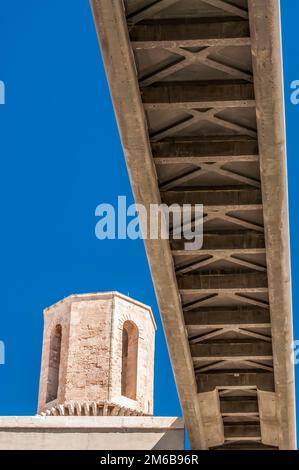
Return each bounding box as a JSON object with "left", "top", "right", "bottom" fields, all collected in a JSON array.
[{"left": 91, "top": 0, "right": 295, "bottom": 449}]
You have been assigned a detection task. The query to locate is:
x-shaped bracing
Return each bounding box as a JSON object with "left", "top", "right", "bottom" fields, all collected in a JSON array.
[
  {"left": 127, "top": 0, "right": 248, "bottom": 24},
  {"left": 170, "top": 206, "right": 264, "bottom": 238},
  {"left": 195, "top": 359, "right": 273, "bottom": 374},
  {"left": 183, "top": 293, "right": 270, "bottom": 312},
  {"left": 176, "top": 251, "right": 266, "bottom": 275},
  {"left": 151, "top": 108, "right": 257, "bottom": 141},
  {"left": 160, "top": 160, "right": 261, "bottom": 190},
  {"left": 189, "top": 325, "right": 272, "bottom": 344},
  {"left": 140, "top": 46, "right": 253, "bottom": 86}
]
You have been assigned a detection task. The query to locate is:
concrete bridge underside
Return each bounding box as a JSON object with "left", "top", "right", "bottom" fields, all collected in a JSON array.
[{"left": 91, "top": 0, "right": 296, "bottom": 449}]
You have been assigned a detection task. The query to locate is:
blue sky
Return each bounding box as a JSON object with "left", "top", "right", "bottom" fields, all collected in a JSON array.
[
  {"left": 0, "top": 0, "right": 180, "bottom": 417},
  {"left": 0, "top": 0, "right": 297, "bottom": 439},
  {"left": 281, "top": 0, "right": 299, "bottom": 439}
]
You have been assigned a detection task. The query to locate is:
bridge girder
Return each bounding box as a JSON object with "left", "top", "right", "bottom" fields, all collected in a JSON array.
[{"left": 91, "top": 0, "right": 295, "bottom": 449}]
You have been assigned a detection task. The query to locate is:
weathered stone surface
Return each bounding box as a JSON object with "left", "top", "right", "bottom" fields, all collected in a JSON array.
[
  {"left": 0, "top": 417, "right": 184, "bottom": 450},
  {"left": 38, "top": 292, "right": 156, "bottom": 416}
]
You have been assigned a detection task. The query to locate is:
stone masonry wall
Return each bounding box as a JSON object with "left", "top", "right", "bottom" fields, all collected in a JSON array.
[
  {"left": 110, "top": 296, "right": 156, "bottom": 414},
  {"left": 65, "top": 296, "right": 113, "bottom": 402},
  {"left": 38, "top": 292, "right": 156, "bottom": 416},
  {"left": 38, "top": 301, "right": 71, "bottom": 412}
]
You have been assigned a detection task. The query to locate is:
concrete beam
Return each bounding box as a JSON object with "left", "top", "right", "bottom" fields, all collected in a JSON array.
[
  {"left": 178, "top": 272, "right": 268, "bottom": 290},
  {"left": 130, "top": 21, "right": 250, "bottom": 46},
  {"left": 258, "top": 390, "right": 279, "bottom": 447},
  {"left": 162, "top": 188, "right": 262, "bottom": 205},
  {"left": 248, "top": 0, "right": 296, "bottom": 449},
  {"left": 191, "top": 342, "right": 272, "bottom": 360},
  {"left": 200, "top": 0, "right": 248, "bottom": 19},
  {"left": 90, "top": 0, "right": 295, "bottom": 450},
  {"left": 142, "top": 82, "right": 255, "bottom": 109},
  {"left": 220, "top": 399, "right": 259, "bottom": 415},
  {"left": 224, "top": 425, "right": 261, "bottom": 440},
  {"left": 171, "top": 233, "right": 265, "bottom": 251},
  {"left": 155, "top": 155, "right": 259, "bottom": 166},
  {"left": 198, "top": 391, "right": 224, "bottom": 447},
  {"left": 184, "top": 307, "right": 270, "bottom": 327},
  {"left": 90, "top": 0, "right": 207, "bottom": 449},
  {"left": 212, "top": 441, "right": 277, "bottom": 450},
  {"left": 126, "top": 0, "right": 180, "bottom": 25},
  {"left": 174, "top": 248, "right": 266, "bottom": 257},
  {"left": 197, "top": 372, "right": 275, "bottom": 393},
  {"left": 152, "top": 139, "right": 259, "bottom": 159}
]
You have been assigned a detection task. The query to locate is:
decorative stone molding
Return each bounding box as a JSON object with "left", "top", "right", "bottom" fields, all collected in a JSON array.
[{"left": 39, "top": 400, "right": 147, "bottom": 417}]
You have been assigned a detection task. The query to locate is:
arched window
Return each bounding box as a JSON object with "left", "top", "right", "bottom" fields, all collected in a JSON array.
[
  {"left": 46, "top": 325, "right": 62, "bottom": 403},
  {"left": 121, "top": 321, "right": 138, "bottom": 400}
]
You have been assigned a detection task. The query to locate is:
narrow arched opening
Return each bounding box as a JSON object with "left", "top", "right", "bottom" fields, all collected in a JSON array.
[
  {"left": 121, "top": 321, "right": 138, "bottom": 400},
  {"left": 46, "top": 324, "right": 62, "bottom": 403}
]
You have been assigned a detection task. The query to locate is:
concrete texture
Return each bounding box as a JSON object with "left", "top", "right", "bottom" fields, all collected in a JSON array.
[
  {"left": 90, "top": 0, "right": 295, "bottom": 449},
  {"left": 0, "top": 417, "right": 184, "bottom": 450},
  {"left": 38, "top": 292, "right": 156, "bottom": 416},
  {"left": 91, "top": 0, "right": 207, "bottom": 449},
  {"left": 248, "top": 0, "right": 296, "bottom": 449}
]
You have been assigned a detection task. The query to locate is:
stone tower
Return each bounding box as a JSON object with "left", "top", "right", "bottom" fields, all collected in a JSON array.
[{"left": 38, "top": 292, "right": 156, "bottom": 416}]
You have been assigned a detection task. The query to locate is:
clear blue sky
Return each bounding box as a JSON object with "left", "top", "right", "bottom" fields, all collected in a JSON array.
[
  {"left": 0, "top": 0, "right": 180, "bottom": 417},
  {"left": 0, "top": 0, "right": 297, "bottom": 436}
]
